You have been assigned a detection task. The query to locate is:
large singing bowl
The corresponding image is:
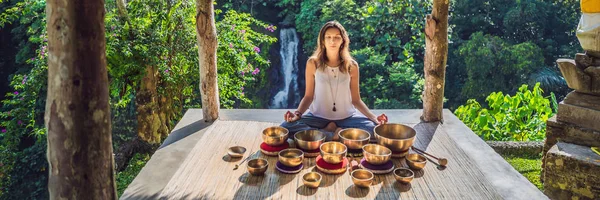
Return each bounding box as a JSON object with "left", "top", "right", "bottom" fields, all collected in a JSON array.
[
  {"left": 294, "top": 130, "right": 326, "bottom": 151},
  {"left": 373, "top": 123, "right": 416, "bottom": 152}
]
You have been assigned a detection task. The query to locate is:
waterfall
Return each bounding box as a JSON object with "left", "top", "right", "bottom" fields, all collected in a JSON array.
[{"left": 271, "top": 28, "right": 299, "bottom": 108}]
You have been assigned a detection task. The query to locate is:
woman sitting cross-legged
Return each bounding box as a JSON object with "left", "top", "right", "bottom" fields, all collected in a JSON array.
[{"left": 281, "top": 21, "right": 388, "bottom": 141}]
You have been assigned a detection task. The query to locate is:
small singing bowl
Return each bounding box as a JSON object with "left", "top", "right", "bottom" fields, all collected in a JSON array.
[
  {"left": 362, "top": 144, "right": 392, "bottom": 165},
  {"left": 278, "top": 148, "right": 304, "bottom": 167},
  {"left": 393, "top": 168, "right": 414, "bottom": 184},
  {"left": 302, "top": 172, "right": 322, "bottom": 188},
  {"left": 295, "top": 130, "right": 326, "bottom": 150},
  {"left": 227, "top": 146, "right": 247, "bottom": 158},
  {"left": 262, "top": 126, "right": 289, "bottom": 146},
  {"left": 351, "top": 169, "right": 374, "bottom": 188},
  {"left": 247, "top": 158, "right": 269, "bottom": 175},
  {"left": 339, "top": 128, "right": 371, "bottom": 150},
  {"left": 319, "top": 142, "right": 347, "bottom": 164},
  {"left": 406, "top": 153, "right": 427, "bottom": 170}
]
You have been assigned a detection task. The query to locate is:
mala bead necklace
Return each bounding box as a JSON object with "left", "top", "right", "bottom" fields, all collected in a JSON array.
[{"left": 328, "top": 66, "right": 340, "bottom": 112}]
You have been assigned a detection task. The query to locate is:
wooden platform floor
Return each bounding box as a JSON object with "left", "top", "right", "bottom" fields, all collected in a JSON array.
[{"left": 121, "top": 109, "right": 547, "bottom": 200}]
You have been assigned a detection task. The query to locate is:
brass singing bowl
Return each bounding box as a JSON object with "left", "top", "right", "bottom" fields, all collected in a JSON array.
[
  {"left": 406, "top": 153, "right": 427, "bottom": 170},
  {"left": 393, "top": 168, "right": 414, "bottom": 184},
  {"left": 319, "top": 142, "right": 347, "bottom": 164},
  {"left": 278, "top": 148, "right": 304, "bottom": 167},
  {"left": 247, "top": 158, "right": 268, "bottom": 175},
  {"left": 351, "top": 169, "right": 374, "bottom": 188},
  {"left": 339, "top": 128, "right": 371, "bottom": 150},
  {"left": 362, "top": 144, "right": 392, "bottom": 165},
  {"left": 374, "top": 123, "right": 416, "bottom": 152},
  {"left": 262, "top": 126, "right": 289, "bottom": 146},
  {"left": 294, "top": 130, "right": 326, "bottom": 150},
  {"left": 227, "top": 146, "right": 247, "bottom": 158},
  {"left": 302, "top": 172, "right": 322, "bottom": 188}
]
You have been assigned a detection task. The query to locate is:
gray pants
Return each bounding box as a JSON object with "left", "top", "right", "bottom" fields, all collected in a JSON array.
[{"left": 280, "top": 112, "right": 376, "bottom": 141}]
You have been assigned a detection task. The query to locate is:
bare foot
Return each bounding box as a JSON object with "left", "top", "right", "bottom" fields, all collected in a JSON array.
[
  {"left": 334, "top": 127, "right": 342, "bottom": 135},
  {"left": 333, "top": 127, "right": 343, "bottom": 141},
  {"left": 324, "top": 122, "right": 337, "bottom": 132},
  {"left": 324, "top": 122, "right": 339, "bottom": 141}
]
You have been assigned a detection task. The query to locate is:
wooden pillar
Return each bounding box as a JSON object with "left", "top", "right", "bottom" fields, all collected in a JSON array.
[
  {"left": 45, "top": 0, "right": 117, "bottom": 198},
  {"left": 421, "top": 0, "right": 449, "bottom": 122},
  {"left": 195, "top": 0, "right": 219, "bottom": 122}
]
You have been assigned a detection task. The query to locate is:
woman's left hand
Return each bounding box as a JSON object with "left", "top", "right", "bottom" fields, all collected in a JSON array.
[{"left": 376, "top": 114, "right": 388, "bottom": 125}]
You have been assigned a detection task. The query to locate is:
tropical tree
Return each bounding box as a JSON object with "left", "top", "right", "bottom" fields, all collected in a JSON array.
[
  {"left": 458, "top": 32, "right": 545, "bottom": 102},
  {"left": 45, "top": 0, "right": 116, "bottom": 197},
  {"left": 446, "top": 0, "right": 579, "bottom": 108},
  {"left": 0, "top": 0, "right": 49, "bottom": 198},
  {"left": 106, "top": 0, "right": 202, "bottom": 170}
]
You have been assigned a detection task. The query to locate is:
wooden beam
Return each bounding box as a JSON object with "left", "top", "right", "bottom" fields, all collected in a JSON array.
[
  {"left": 422, "top": 0, "right": 449, "bottom": 122},
  {"left": 45, "top": 0, "right": 117, "bottom": 198},
  {"left": 195, "top": 0, "right": 219, "bottom": 122}
]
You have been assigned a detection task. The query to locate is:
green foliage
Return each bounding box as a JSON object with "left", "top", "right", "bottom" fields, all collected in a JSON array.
[
  {"left": 0, "top": 0, "right": 45, "bottom": 67},
  {"left": 0, "top": 65, "right": 48, "bottom": 186},
  {"left": 0, "top": 2, "right": 21, "bottom": 27},
  {"left": 105, "top": 0, "right": 200, "bottom": 110},
  {"left": 271, "top": 0, "right": 301, "bottom": 19},
  {"left": 217, "top": 0, "right": 273, "bottom": 14},
  {"left": 452, "top": 0, "right": 580, "bottom": 64},
  {"left": 455, "top": 83, "right": 555, "bottom": 141},
  {"left": 503, "top": 0, "right": 580, "bottom": 65},
  {"left": 116, "top": 153, "right": 150, "bottom": 197},
  {"left": 357, "top": 0, "right": 428, "bottom": 66},
  {"left": 294, "top": 0, "right": 323, "bottom": 54},
  {"left": 215, "top": 9, "right": 277, "bottom": 108},
  {"left": 111, "top": 99, "right": 138, "bottom": 149},
  {"left": 0, "top": 140, "right": 48, "bottom": 199},
  {"left": 528, "top": 67, "right": 570, "bottom": 100},
  {"left": 502, "top": 0, "right": 550, "bottom": 43},
  {"left": 550, "top": 92, "right": 558, "bottom": 114},
  {"left": 452, "top": 0, "right": 514, "bottom": 40},
  {"left": 459, "top": 32, "right": 545, "bottom": 102},
  {"left": 0, "top": 0, "right": 48, "bottom": 197},
  {"left": 446, "top": 0, "right": 580, "bottom": 109},
  {"left": 352, "top": 47, "right": 423, "bottom": 109}
]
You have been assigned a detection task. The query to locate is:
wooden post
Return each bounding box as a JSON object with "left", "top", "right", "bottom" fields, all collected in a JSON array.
[
  {"left": 45, "top": 0, "right": 117, "bottom": 198},
  {"left": 195, "top": 0, "right": 219, "bottom": 122},
  {"left": 422, "top": 0, "right": 449, "bottom": 122}
]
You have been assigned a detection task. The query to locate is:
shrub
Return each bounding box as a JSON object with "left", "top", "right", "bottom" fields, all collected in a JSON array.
[{"left": 455, "top": 83, "right": 555, "bottom": 141}]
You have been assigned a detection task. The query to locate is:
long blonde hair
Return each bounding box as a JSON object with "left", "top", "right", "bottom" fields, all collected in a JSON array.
[{"left": 310, "top": 21, "right": 356, "bottom": 74}]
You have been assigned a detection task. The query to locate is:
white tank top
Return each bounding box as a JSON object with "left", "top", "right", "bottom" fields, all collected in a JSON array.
[{"left": 309, "top": 65, "right": 355, "bottom": 120}]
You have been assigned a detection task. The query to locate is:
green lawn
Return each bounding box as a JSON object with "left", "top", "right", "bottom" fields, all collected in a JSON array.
[{"left": 502, "top": 153, "right": 543, "bottom": 190}]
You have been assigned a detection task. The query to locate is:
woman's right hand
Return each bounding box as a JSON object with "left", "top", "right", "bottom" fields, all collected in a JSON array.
[
  {"left": 376, "top": 113, "right": 388, "bottom": 125},
  {"left": 284, "top": 111, "right": 301, "bottom": 122}
]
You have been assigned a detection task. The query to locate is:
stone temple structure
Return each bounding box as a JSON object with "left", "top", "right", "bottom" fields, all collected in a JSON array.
[{"left": 542, "top": 3, "right": 600, "bottom": 198}]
